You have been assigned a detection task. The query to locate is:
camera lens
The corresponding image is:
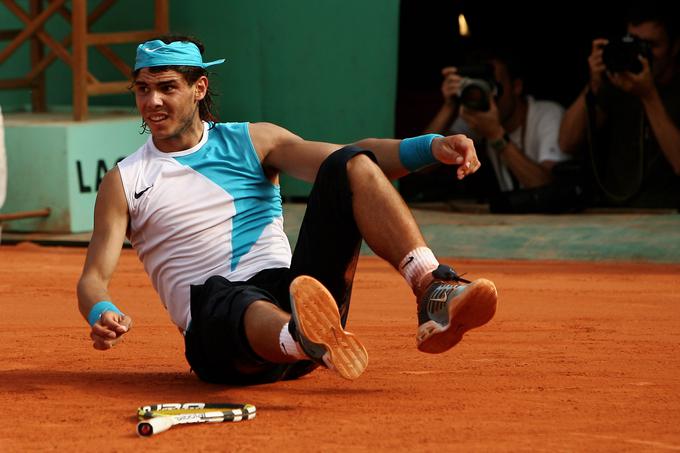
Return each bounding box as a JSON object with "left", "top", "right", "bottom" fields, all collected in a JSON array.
[
  {"left": 461, "top": 85, "right": 490, "bottom": 111},
  {"left": 459, "top": 78, "right": 493, "bottom": 111}
]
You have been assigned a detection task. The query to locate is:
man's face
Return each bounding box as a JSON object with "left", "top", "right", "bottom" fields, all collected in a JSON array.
[
  {"left": 132, "top": 68, "right": 206, "bottom": 146},
  {"left": 628, "top": 21, "right": 678, "bottom": 79}
]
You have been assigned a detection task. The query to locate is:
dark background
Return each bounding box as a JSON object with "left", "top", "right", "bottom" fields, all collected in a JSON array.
[
  {"left": 395, "top": 0, "right": 633, "bottom": 138},
  {"left": 393, "top": 0, "right": 677, "bottom": 202}
]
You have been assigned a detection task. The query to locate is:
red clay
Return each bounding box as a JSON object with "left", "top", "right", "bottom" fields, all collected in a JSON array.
[{"left": 1, "top": 243, "right": 679, "bottom": 451}]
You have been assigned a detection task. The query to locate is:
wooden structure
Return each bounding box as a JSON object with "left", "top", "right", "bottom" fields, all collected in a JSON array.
[
  {"left": 0, "top": 0, "right": 169, "bottom": 121},
  {"left": 0, "top": 207, "right": 50, "bottom": 222}
]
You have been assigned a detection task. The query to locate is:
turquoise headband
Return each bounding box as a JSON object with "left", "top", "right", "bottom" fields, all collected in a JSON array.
[{"left": 134, "top": 39, "right": 225, "bottom": 71}]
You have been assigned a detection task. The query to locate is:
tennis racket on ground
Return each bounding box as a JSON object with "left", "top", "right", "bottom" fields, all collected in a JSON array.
[{"left": 136, "top": 402, "right": 256, "bottom": 437}]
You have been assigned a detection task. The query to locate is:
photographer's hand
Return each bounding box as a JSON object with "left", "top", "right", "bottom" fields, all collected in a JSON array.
[
  {"left": 608, "top": 56, "right": 655, "bottom": 99},
  {"left": 441, "top": 67, "right": 462, "bottom": 106},
  {"left": 589, "top": 38, "right": 609, "bottom": 94},
  {"left": 424, "top": 67, "right": 462, "bottom": 134},
  {"left": 459, "top": 98, "right": 504, "bottom": 141}
]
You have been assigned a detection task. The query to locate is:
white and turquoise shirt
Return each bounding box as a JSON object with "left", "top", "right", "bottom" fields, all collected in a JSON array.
[{"left": 117, "top": 122, "right": 292, "bottom": 331}]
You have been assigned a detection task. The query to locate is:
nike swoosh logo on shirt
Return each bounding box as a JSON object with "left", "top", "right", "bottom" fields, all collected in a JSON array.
[{"left": 134, "top": 186, "right": 153, "bottom": 199}]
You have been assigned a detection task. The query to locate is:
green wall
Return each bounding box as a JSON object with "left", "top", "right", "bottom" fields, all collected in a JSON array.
[
  {"left": 3, "top": 115, "right": 147, "bottom": 232},
  {"left": 1, "top": 0, "right": 399, "bottom": 142}
]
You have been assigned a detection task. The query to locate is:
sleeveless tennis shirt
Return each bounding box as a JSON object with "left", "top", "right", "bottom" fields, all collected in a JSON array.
[{"left": 117, "top": 122, "right": 292, "bottom": 330}]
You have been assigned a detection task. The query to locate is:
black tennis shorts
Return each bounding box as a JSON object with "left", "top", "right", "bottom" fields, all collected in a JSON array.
[{"left": 184, "top": 146, "right": 377, "bottom": 385}]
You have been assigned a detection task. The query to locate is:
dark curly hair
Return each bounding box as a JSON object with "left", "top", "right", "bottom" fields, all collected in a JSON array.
[
  {"left": 132, "top": 34, "right": 220, "bottom": 133},
  {"left": 626, "top": 1, "right": 678, "bottom": 42}
]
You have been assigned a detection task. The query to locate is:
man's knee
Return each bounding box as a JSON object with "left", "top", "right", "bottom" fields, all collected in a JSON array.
[
  {"left": 318, "top": 146, "right": 377, "bottom": 179},
  {"left": 346, "top": 152, "right": 387, "bottom": 189},
  {"left": 347, "top": 152, "right": 379, "bottom": 172},
  {"left": 310, "top": 146, "right": 381, "bottom": 214}
]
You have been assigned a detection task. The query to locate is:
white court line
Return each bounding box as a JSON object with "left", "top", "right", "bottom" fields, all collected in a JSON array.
[{"left": 571, "top": 432, "right": 680, "bottom": 451}]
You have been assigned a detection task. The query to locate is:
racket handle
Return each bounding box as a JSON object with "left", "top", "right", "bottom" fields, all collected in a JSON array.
[{"left": 137, "top": 416, "right": 175, "bottom": 437}]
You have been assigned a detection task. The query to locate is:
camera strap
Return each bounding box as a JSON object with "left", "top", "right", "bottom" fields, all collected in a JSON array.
[{"left": 584, "top": 88, "right": 644, "bottom": 203}]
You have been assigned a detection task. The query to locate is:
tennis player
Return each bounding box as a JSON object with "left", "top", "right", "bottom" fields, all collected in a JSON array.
[{"left": 77, "top": 35, "right": 498, "bottom": 385}]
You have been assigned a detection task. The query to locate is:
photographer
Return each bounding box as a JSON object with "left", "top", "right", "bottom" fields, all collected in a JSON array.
[
  {"left": 559, "top": 2, "right": 680, "bottom": 209},
  {"left": 424, "top": 51, "right": 572, "bottom": 212}
]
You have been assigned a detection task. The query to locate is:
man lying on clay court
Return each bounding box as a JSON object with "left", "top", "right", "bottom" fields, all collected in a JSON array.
[{"left": 76, "top": 35, "right": 498, "bottom": 385}]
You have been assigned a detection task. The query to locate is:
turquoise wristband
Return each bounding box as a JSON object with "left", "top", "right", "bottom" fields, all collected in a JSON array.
[
  {"left": 87, "top": 301, "right": 123, "bottom": 327},
  {"left": 399, "top": 134, "right": 442, "bottom": 172}
]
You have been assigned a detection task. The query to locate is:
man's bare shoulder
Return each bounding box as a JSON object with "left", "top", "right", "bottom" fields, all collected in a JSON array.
[
  {"left": 97, "top": 166, "right": 126, "bottom": 205},
  {"left": 248, "top": 121, "right": 299, "bottom": 138},
  {"left": 102, "top": 164, "right": 122, "bottom": 181},
  {"left": 248, "top": 122, "right": 303, "bottom": 161}
]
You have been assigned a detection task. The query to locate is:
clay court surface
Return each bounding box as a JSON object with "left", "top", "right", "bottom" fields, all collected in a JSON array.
[{"left": 1, "top": 243, "right": 679, "bottom": 451}]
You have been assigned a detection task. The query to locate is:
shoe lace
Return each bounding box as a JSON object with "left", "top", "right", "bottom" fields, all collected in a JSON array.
[
  {"left": 424, "top": 266, "right": 470, "bottom": 318},
  {"left": 417, "top": 265, "right": 471, "bottom": 324},
  {"left": 432, "top": 264, "right": 471, "bottom": 284}
]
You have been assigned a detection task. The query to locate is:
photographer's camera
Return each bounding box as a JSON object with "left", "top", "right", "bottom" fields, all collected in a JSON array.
[
  {"left": 602, "top": 34, "right": 652, "bottom": 74},
  {"left": 455, "top": 64, "right": 502, "bottom": 112}
]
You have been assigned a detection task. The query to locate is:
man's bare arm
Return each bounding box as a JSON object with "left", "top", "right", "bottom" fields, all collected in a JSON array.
[
  {"left": 77, "top": 167, "right": 132, "bottom": 350},
  {"left": 252, "top": 122, "right": 479, "bottom": 182}
]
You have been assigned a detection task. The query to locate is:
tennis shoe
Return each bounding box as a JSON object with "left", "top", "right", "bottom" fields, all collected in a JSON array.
[
  {"left": 416, "top": 264, "right": 497, "bottom": 353},
  {"left": 289, "top": 275, "right": 368, "bottom": 380}
]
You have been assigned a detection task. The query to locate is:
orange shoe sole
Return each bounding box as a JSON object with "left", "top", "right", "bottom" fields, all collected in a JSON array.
[{"left": 290, "top": 275, "right": 368, "bottom": 380}]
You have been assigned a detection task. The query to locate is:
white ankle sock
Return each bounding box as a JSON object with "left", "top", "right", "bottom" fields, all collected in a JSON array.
[
  {"left": 399, "top": 247, "right": 439, "bottom": 293},
  {"left": 279, "top": 322, "right": 308, "bottom": 360}
]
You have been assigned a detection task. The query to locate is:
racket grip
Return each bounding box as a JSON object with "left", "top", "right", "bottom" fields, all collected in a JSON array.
[{"left": 137, "top": 416, "right": 175, "bottom": 437}]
